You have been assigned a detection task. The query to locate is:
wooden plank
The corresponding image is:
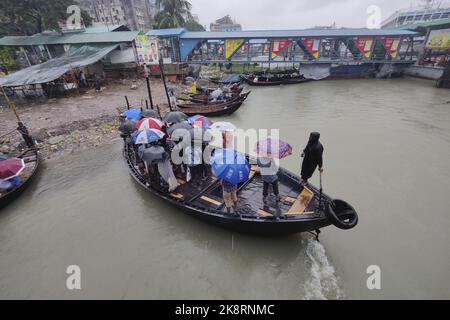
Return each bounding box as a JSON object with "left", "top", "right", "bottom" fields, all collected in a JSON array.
[
  {"left": 200, "top": 195, "right": 222, "bottom": 206},
  {"left": 170, "top": 192, "right": 184, "bottom": 200},
  {"left": 287, "top": 187, "right": 314, "bottom": 215},
  {"left": 257, "top": 209, "right": 273, "bottom": 218},
  {"left": 284, "top": 197, "right": 297, "bottom": 204}
]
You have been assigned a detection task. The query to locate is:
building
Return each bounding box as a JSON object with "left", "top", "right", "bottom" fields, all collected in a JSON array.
[
  {"left": 210, "top": 15, "right": 242, "bottom": 32},
  {"left": 78, "top": 0, "right": 156, "bottom": 31},
  {"left": 382, "top": 1, "right": 450, "bottom": 28}
]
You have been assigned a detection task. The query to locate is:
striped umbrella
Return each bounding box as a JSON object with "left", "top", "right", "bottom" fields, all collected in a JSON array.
[
  {"left": 0, "top": 158, "right": 25, "bottom": 180},
  {"left": 188, "top": 115, "right": 214, "bottom": 129},
  {"left": 255, "top": 138, "right": 293, "bottom": 159},
  {"left": 135, "top": 118, "right": 164, "bottom": 131},
  {"left": 131, "top": 129, "right": 165, "bottom": 145}
]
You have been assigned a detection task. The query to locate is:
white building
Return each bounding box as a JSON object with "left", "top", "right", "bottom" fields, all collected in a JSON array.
[{"left": 382, "top": 1, "right": 450, "bottom": 28}]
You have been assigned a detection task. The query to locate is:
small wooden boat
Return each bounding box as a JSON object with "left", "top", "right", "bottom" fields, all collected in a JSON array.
[
  {"left": 188, "top": 87, "right": 244, "bottom": 103},
  {"left": 178, "top": 92, "right": 251, "bottom": 117},
  {"left": 122, "top": 143, "right": 358, "bottom": 236},
  {"left": 0, "top": 149, "right": 40, "bottom": 209},
  {"left": 242, "top": 74, "right": 310, "bottom": 86}
]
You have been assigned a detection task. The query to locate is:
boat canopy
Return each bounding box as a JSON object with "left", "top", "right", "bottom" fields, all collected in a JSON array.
[{"left": 0, "top": 44, "right": 119, "bottom": 87}]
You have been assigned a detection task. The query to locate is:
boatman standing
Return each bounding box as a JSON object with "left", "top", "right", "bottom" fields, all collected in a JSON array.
[
  {"left": 300, "top": 132, "right": 324, "bottom": 185},
  {"left": 17, "top": 122, "right": 35, "bottom": 149}
]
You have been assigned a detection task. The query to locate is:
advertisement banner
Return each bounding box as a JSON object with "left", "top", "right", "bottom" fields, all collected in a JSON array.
[
  {"left": 301, "top": 38, "right": 320, "bottom": 59},
  {"left": 135, "top": 34, "right": 159, "bottom": 65},
  {"left": 225, "top": 39, "right": 245, "bottom": 59},
  {"left": 426, "top": 29, "right": 450, "bottom": 49},
  {"left": 354, "top": 37, "right": 374, "bottom": 58},
  {"left": 271, "top": 39, "right": 292, "bottom": 59},
  {"left": 381, "top": 37, "right": 401, "bottom": 59}
]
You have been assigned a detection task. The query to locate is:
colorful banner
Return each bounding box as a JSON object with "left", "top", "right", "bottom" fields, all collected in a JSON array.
[
  {"left": 354, "top": 37, "right": 374, "bottom": 58},
  {"left": 135, "top": 33, "right": 159, "bottom": 66},
  {"left": 301, "top": 38, "right": 320, "bottom": 59},
  {"left": 426, "top": 29, "right": 450, "bottom": 49},
  {"left": 271, "top": 39, "right": 292, "bottom": 59},
  {"left": 381, "top": 37, "right": 401, "bottom": 59},
  {"left": 225, "top": 39, "right": 245, "bottom": 59}
]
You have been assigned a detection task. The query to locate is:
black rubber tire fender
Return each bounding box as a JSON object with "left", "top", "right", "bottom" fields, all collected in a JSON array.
[{"left": 325, "top": 199, "right": 359, "bottom": 230}]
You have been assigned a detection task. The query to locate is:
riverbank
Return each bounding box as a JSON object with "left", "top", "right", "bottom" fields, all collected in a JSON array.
[{"left": 0, "top": 79, "right": 172, "bottom": 160}]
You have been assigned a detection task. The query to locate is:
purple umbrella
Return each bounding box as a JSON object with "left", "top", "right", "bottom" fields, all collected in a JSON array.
[{"left": 255, "top": 138, "right": 293, "bottom": 159}]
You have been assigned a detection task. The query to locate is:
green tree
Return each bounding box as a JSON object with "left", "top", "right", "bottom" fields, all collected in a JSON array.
[
  {"left": 185, "top": 18, "right": 205, "bottom": 32},
  {"left": 0, "top": 0, "right": 92, "bottom": 36},
  {"left": 154, "top": 0, "right": 194, "bottom": 29},
  {"left": 0, "top": 47, "right": 17, "bottom": 70}
]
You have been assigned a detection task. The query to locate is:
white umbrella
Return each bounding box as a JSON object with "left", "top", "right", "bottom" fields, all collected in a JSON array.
[{"left": 209, "top": 122, "right": 236, "bottom": 132}]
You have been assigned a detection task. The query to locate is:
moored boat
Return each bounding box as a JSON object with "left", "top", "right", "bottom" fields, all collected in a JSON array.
[
  {"left": 242, "top": 74, "right": 311, "bottom": 86},
  {"left": 0, "top": 149, "right": 40, "bottom": 209},
  {"left": 177, "top": 92, "right": 251, "bottom": 117}
]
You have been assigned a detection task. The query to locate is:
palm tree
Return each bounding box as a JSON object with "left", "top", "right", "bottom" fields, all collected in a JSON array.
[{"left": 154, "top": 0, "right": 193, "bottom": 29}]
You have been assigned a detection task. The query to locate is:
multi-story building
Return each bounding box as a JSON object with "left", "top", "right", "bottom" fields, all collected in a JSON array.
[
  {"left": 210, "top": 15, "right": 242, "bottom": 32},
  {"left": 382, "top": 1, "right": 450, "bottom": 28},
  {"left": 78, "top": 0, "right": 156, "bottom": 31}
]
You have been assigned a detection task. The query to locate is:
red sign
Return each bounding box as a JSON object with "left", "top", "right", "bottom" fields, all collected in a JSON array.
[
  {"left": 381, "top": 37, "right": 401, "bottom": 59},
  {"left": 301, "top": 38, "right": 320, "bottom": 59},
  {"left": 271, "top": 39, "right": 292, "bottom": 59},
  {"left": 354, "top": 37, "right": 375, "bottom": 58}
]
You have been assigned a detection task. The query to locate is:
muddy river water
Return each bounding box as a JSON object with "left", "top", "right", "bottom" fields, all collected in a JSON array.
[{"left": 0, "top": 77, "right": 449, "bottom": 299}]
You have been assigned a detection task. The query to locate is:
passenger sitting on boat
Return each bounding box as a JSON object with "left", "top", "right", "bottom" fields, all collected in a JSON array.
[
  {"left": 222, "top": 179, "right": 238, "bottom": 215},
  {"left": 184, "top": 143, "right": 204, "bottom": 182},
  {"left": 300, "top": 132, "right": 324, "bottom": 185},
  {"left": 257, "top": 157, "right": 281, "bottom": 203}
]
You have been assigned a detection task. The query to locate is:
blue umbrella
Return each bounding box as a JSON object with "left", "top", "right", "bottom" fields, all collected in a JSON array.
[
  {"left": 123, "top": 109, "right": 142, "bottom": 120},
  {"left": 211, "top": 148, "right": 250, "bottom": 185},
  {"left": 131, "top": 129, "right": 165, "bottom": 145}
]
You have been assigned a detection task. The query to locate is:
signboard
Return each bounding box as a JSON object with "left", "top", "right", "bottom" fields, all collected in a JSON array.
[
  {"left": 301, "top": 38, "right": 320, "bottom": 59},
  {"left": 135, "top": 34, "right": 159, "bottom": 65},
  {"left": 426, "top": 29, "right": 450, "bottom": 49},
  {"left": 225, "top": 39, "right": 245, "bottom": 59},
  {"left": 271, "top": 39, "right": 292, "bottom": 59},
  {"left": 381, "top": 37, "right": 401, "bottom": 59},
  {"left": 354, "top": 37, "right": 374, "bottom": 58}
]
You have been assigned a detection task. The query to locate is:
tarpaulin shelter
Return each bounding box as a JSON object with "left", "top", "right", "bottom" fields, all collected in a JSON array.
[{"left": 0, "top": 45, "right": 119, "bottom": 87}]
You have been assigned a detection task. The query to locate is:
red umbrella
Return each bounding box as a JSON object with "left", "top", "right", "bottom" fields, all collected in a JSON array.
[
  {"left": 135, "top": 118, "right": 164, "bottom": 131},
  {"left": 0, "top": 158, "right": 25, "bottom": 180}
]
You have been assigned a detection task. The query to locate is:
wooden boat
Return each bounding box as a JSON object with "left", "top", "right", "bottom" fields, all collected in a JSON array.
[
  {"left": 178, "top": 92, "right": 251, "bottom": 117},
  {"left": 0, "top": 149, "right": 40, "bottom": 209},
  {"left": 188, "top": 87, "right": 244, "bottom": 103},
  {"left": 122, "top": 143, "right": 358, "bottom": 236},
  {"left": 242, "top": 74, "right": 311, "bottom": 86}
]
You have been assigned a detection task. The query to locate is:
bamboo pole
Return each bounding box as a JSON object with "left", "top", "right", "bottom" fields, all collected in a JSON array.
[
  {"left": 1, "top": 86, "right": 21, "bottom": 122},
  {"left": 158, "top": 59, "right": 172, "bottom": 111}
]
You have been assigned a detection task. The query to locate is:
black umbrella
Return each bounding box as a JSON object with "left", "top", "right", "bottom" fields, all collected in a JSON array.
[
  {"left": 141, "top": 109, "right": 159, "bottom": 118},
  {"left": 118, "top": 119, "right": 138, "bottom": 134},
  {"left": 141, "top": 146, "right": 168, "bottom": 165},
  {"left": 189, "top": 127, "right": 214, "bottom": 143},
  {"left": 167, "top": 122, "right": 193, "bottom": 136},
  {"left": 163, "top": 111, "right": 188, "bottom": 124}
]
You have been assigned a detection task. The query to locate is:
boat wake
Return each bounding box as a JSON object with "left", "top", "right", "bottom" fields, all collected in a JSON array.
[{"left": 303, "top": 238, "right": 345, "bottom": 300}]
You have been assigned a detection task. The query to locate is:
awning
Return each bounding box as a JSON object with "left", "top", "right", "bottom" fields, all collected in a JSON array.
[{"left": 0, "top": 44, "right": 119, "bottom": 87}]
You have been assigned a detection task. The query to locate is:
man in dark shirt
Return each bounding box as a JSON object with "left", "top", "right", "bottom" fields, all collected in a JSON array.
[
  {"left": 301, "top": 132, "right": 324, "bottom": 185},
  {"left": 17, "top": 122, "right": 34, "bottom": 149}
]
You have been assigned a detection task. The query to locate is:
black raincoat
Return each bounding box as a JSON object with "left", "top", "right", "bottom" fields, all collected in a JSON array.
[{"left": 301, "top": 132, "right": 323, "bottom": 180}]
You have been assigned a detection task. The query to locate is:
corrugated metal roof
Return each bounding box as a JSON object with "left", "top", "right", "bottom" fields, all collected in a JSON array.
[
  {"left": 0, "top": 31, "right": 139, "bottom": 46},
  {"left": 146, "top": 28, "right": 187, "bottom": 37},
  {"left": 180, "top": 28, "right": 417, "bottom": 39},
  {"left": 84, "top": 24, "right": 125, "bottom": 33}
]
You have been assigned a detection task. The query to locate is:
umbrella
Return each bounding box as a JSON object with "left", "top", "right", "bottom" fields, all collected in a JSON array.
[
  {"left": 123, "top": 109, "right": 142, "bottom": 120},
  {"left": 211, "top": 148, "right": 250, "bottom": 185},
  {"left": 163, "top": 111, "right": 188, "bottom": 124},
  {"left": 141, "top": 109, "right": 159, "bottom": 118},
  {"left": 167, "top": 122, "right": 193, "bottom": 136},
  {"left": 255, "top": 138, "right": 293, "bottom": 159},
  {"left": 188, "top": 115, "right": 214, "bottom": 129},
  {"left": 131, "top": 129, "right": 165, "bottom": 145},
  {"left": 140, "top": 146, "right": 168, "bottom": 164},
  {"left": 135, "top": 118, "right": 164, "bottom": 131},
  {"left": 118, "top": 119, "right": 138, "bottom": 134},
  {"left": 210, "top": 121, "right": 236, "bottom": 132},
  {"left": 0, "top": 158, "right": 25, "bottom": 180}
]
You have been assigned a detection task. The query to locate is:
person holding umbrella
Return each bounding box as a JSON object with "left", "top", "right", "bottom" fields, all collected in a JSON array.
[
  {"left": 211, "top": 149, "right": 250, "bottom": 215},
  {"left": 255, "top": 138, "right": 293, "bottom": 204},
  {"left": 300, "top": 132, "right": 324, "bottom": 186}
]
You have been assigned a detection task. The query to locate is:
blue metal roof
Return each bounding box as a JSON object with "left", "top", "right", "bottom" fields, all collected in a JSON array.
[
  {"left": 146, "top": 28, "right": 187, "bottom": 38},
  {"left": 180, "top": 28, "right": 417, "bottom": 39}
]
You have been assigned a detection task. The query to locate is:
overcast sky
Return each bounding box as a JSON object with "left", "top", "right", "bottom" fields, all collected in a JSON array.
[{"left": 189, "top": 0, "right": 427, "bottom": 30}]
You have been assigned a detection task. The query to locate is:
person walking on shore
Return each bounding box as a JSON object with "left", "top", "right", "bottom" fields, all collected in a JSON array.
[
  {"left": 17, "top": 122, "right": 35, "bottom": 149},
  {"left": 300, "top": 132, "right": 323, "bottom": 185}
]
